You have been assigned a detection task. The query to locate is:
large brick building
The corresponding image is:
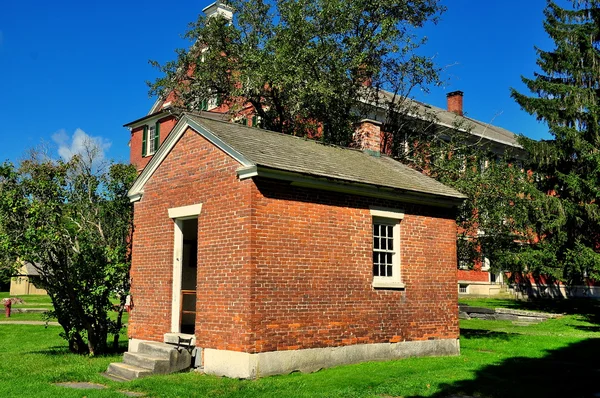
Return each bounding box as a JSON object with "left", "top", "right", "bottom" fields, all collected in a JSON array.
[{"left": 123, "top": 111, "right": 466, "bottom": 377}]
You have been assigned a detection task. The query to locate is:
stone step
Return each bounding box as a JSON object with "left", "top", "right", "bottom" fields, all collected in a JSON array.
[
  {"left": 138, "top": 342, "right": 178, "bottom": 361},
  {"left": 106, "top": 340, "right": 193, "bottom": 380},
  {"left": 106, "top": 362, "right": 152, "bottom": 381},
  {"left": 123, "top": 352, "right": 171, "bottom": 374},
  {"left": 164, "top": 332, "right": 196, "bottom": 346},
  {"left": 136, "top": 341, "right": 192, "bottom": 373}
]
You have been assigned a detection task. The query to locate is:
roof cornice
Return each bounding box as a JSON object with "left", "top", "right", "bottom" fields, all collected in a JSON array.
[
  {"left": 123, "top": 109, "right": 175, "bottom": 128},
  {"left": 237, "top": 165, "right": 465, "bottom": 208}
]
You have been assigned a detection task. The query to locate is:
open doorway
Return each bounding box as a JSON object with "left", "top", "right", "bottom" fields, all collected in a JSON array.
[
  {"left": 171, "top": 217, "right": 198, "bottom": 335},
  {"left": 180, "top": 218, "right": 198, "bottom": 334}
]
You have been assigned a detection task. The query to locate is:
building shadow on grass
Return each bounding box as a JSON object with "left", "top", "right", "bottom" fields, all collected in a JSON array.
[
  {"left": 467, "top": 298, "right": 600, "bottom": 326},
  {"left": 28, "top": 340, "right": 128, "bottom": 356},
  {"left": 459, "top": 329, "right": 517, "bottom": 341},
  {"left": 411, "top": 338, "right": 600, "bottom": 398}
]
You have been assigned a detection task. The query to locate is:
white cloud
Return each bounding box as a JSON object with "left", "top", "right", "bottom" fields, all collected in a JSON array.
[{"left": 52, "top": 128, "right": 112, "bottom": 164}]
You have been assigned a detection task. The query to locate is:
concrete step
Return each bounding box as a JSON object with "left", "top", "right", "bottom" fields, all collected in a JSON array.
[
  {"left": 139, "top": 341, "right": 192, "bottom": 372},
  {"left": 106, "top": 340, "right": 193, "bottom": 380},
  {"left": 138, "top": 342, "right": 178, "bottom": 361},
  {"left": 106, "top": 362, "right": 152, "bottom": 381},
  {"left": 123, "top": 352, "right": 171, "bottom": 374},
  {"left": 164, "top": 332, "right": 196, "bottom": 346}
]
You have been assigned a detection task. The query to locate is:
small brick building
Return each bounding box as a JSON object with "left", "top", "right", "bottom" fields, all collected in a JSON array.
[{"left": 126, "top": 112, "right": 466, "bottom": 378}]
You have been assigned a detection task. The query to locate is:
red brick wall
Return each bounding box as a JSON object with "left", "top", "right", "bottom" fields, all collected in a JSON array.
[
  {"left": 249, "top": 179, "right": 459, "bottom": 353},
  {"left": 129, "top": 127, "right": 254, "bottom": 351},
  {"left": 130, "top": 115, "right": 178, "bottom": 172},
  {"left": 352, "top": 120, "right": 382, "bottom": 153},
  {"left": 457, "top": 268, "right": 490, "bottom": 282},
  {"left": 447, "top": 91, "right": 464, "bottom": 116},
  {"left": 130, "top": 126, "right": 459, "bottom": 353}
]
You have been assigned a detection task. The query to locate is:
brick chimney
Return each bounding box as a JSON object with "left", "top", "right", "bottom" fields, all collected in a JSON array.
[
  {"left": 446, "top": 91, "right": 464, "bottom": 116},
  {"left": 353, "top": 119, "right": 382, "bottom": 155},
  {"left": 203, "top": 1, "right": 233, "bottom": 20}
]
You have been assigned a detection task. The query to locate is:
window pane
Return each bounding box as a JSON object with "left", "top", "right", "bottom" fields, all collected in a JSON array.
[
  {"left": 373, "top": 263, "right": 379, "bottom": 276},
  {"left": 387, "top": 265, "right": 393, "bottom": 277},
  {"left": 380, "top": 226, "right": 387, "bottom": 238},
  {"left": 373, "top": 224, "right": 378, "bottom": 237},
  {"left": 388, "top": 238, "right": 393, "bottom": 251},
  {"left": 388, "top": 225, "right": 393, "bottom": 237},
  {"left": 387, "top": 253, "right": 393, "bottom": 264},
  {"left": 374, "top": 237, "right": 379, "bottom": 249}
]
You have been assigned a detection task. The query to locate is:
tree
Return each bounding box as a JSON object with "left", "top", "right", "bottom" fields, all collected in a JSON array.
[
  {"left": 150, "top": 0, "right": 554, "bottom": 272},
  {"left": 149, "top": 0, "right": 445, "bottom": 145},
  {"left": 389, "top": 114, "right": 553, "bottom": 274},
  {"left": 0, "top": 145, "right": 137, "bottom": 355},
  {"left": 511, "top": 0, "right": 600, "bottom": 285}
]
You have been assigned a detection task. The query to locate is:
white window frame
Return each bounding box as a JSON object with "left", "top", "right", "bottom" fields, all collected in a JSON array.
[
  {"left": 481, "top": 256, "right": 491, "bottom": 271},
  {"left": 147, "top": 125, "right": 158, "bottom": 156},
  {"left": 370, "top": 207, "right": 405, "bottom": 289}
]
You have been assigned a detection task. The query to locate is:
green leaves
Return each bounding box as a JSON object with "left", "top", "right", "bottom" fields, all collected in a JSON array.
[
  {"left": 0, "top": 155, "right": 136, "bottom": 355},
  {"left": 510, "top": 0, "right": 600, "bottom": 285},
  {"left": 148, "top": 0, "right": 444, "bottom": 143}
]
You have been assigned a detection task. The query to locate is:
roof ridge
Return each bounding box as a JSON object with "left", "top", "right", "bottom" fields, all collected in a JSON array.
[{"left": 185, "top": 112, "right": 373, "bottom": 155}]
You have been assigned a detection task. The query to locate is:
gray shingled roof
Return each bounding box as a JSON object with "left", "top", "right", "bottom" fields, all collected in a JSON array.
[
  {"left": 378, "top": 90, "right": 520, "bottom": 148},
  {"left": 145, "top": 92, "right": 520, "bottom": 149},
  {"left": 186, "top": 114, "right": 466, "bottom": 201},
  {"left": 15, "top": 262, "right": 41, "bottom": 276}
]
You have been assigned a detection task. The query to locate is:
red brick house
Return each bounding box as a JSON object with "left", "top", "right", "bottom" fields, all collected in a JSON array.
[
  {"left": 121, "top": 111, "right": 466, "bottom": 378},
  {"left": 126, "top": 91, "right": 520, "bottom": 299},
  {"left": 125, "top": 1, "right": 527, "bottom": 302}
]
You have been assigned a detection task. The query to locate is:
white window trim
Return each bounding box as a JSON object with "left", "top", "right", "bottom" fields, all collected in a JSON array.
[
  {"left": 370, "top": 207, "right": 405, "bottom": 289},
  {"left": 481, "top": 256, "right": 491, "bottom": 271},
  {"left": 147, "top": 125, "right": 158, "bottom": 156},
  {"left": 168, "top": 204, "right": 203, "bottom": 220}
]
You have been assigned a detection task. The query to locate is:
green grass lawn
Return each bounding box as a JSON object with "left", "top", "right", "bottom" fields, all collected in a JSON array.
[
  {"left": 1, "top": 298, "right": 599, "bottom": 397},
  {"left": 0, "top": 292, "right": 129, "bottom": 323},
  {"left": 0, "top": 291, "right": 53, "bottom": 307}
]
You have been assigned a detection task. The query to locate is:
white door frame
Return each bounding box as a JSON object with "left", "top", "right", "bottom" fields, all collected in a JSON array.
[{"left": 168, "top": 204, "right": 202, "bottom": 333}]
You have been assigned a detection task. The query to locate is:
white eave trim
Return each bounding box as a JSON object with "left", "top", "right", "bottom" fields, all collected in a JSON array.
[
  {"left": 237, "top": 165, "right": 258, "bottom": 179},
  {"left": 128, "top": 115, "right": 254, "bottom": 202},
  {"left": 148, "top": 98, "right": 163, "bottom": 115},
  {"left": 242, "top": 166, "right": 464, "bottom": 208}
]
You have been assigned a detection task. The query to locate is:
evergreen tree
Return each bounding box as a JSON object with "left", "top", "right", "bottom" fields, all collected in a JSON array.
[{"left": 511, "top": 0, "right": 600, "bottom": 285}]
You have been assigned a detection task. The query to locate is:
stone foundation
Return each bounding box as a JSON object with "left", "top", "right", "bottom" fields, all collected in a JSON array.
[{"left": 204, "top": 338, "right": 460, "bottom": 379}]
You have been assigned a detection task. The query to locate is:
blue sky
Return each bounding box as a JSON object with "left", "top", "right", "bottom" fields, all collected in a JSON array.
[{"left": 0, "top": 0, "right": 553, "bottom": 164}]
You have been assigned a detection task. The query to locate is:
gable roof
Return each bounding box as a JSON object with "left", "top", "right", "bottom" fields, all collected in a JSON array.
[
  {"left": 377, "top": 90, "right": 520, "bottom": 148},
  {"left": 145, "top": 92, "right": 521, "bottom": 150},
  {"left": 128, "top": 113, "right": 466, "bottom": 207},
  {"left": 15, "top": 262, "right": 41, "bottom": 277}
]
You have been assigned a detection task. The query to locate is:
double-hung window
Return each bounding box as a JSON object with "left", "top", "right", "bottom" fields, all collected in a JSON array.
[
  {"left": 142, "top": 121, "right": 161, "bottom": 157},
  {"left": 370, "top": 207, "right": 404, "bottom": 289}
]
